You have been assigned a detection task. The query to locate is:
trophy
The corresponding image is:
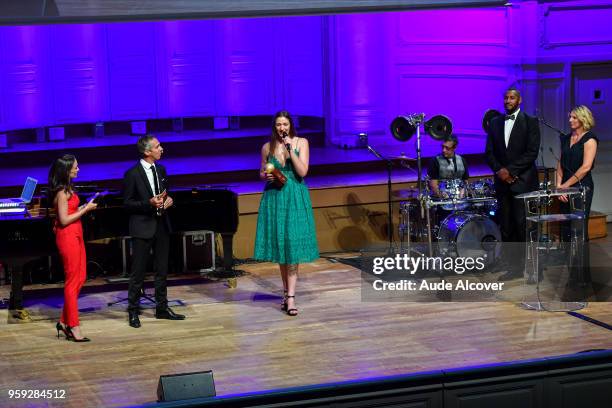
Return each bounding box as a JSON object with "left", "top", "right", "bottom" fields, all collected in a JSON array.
[{"left": 265, "top": 163, "right": 287, "bottom": 187}]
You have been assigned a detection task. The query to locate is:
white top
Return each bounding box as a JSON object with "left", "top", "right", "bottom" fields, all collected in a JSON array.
[
  {"left": 504, "top": 107, "right": 520, "bottom": 148},
  {"left": 140, "top": 159, "right": 159, "bottom": 195}
]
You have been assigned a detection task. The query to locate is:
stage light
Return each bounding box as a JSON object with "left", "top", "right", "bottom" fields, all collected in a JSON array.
[
  {"left": 357, "top": 132, "right": 368, "bottom": 148},
  {"left": 482, "top": 109, "right": 502, "bottom": 135},
  {"left": 424, "top": 115, "right": 453, "bottom": 140},
  {"left": 390, "top": 113, "right": 424, "bottom": 142}
]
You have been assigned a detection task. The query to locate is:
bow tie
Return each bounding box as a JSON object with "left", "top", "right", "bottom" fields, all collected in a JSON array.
[{"left": 505, "top": 114, "right": 516, "bottom": 121}]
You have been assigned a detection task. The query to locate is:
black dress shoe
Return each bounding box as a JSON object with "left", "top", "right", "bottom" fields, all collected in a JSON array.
[
  {"left": 129, "top": 311, "right": 141, "bottom": 328},
  {"left": 155, "top": 307, "right": 186, "bottom": 320}
]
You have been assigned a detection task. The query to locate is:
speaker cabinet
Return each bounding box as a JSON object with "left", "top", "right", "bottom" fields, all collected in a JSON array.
[{"left": 157, "top": 370, "right": 216, "bottom": 402}]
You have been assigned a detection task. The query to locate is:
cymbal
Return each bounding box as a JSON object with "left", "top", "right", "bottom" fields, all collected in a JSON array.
[
  {"left": 390, "top": 155, "right": 416, "bottom": 161},
  {"left": 392, "top": 188, "right": 419, "bottom": 199}
]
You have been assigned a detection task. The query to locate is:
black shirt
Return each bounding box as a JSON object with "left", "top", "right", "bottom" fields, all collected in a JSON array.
[{"left": 560, "top": 131, "right": 598, "bottom": 186}]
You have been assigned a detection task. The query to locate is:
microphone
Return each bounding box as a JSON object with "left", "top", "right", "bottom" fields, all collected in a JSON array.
[
  {"left": 366, "top": 145, "right": 385, "bottom": 161},
  {"left": 281, "top": 131, "right": 291, "bottom": 153},
  {"left": 537, "top": 114, "right": 565, "bottom": 135}
]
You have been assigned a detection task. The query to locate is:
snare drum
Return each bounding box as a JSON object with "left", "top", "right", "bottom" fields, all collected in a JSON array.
[
  {"left": 434, "top": 179, "right": 469, "bottom": 211},
  {"left": 468, "top": 178, "right": 494, "bottom": 198},
  {"left": 437, "top": 212, "right": 501, "bottom": 264}
]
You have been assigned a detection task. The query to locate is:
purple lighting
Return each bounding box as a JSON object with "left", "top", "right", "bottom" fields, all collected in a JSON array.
[{"left": 0, "top": 4, "right": 609, "bottom": 147}]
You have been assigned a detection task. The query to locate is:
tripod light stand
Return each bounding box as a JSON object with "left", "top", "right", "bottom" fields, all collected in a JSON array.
[{"left": 390, "top": 113, "right": 453, "bottom": 254}]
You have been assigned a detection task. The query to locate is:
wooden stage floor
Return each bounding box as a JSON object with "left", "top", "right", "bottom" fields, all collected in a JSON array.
[{"left": 1, "top": 245, "right": 612, "bottom": 407}]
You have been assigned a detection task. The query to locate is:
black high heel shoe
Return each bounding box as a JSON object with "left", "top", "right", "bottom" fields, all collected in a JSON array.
[
  {"left": 56, "top": 322, "right": 73, "bottom": 340},
  {"left": 281, "top": 291, "right": 288, "bottom": 312},
  {"left": 286, "top": 295, "right": 298, "bottom": 317},
  {"left": 65, "top": 326, "right": 91, "bottom": 342}
]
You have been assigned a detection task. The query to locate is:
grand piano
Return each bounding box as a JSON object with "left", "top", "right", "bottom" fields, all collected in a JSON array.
[
  {"left": 83, "top": 187, "right": 239, "bottom": 271},
  {"left": 0, "top": 211, "right": 54, "bottom": 312},
  {"left": 0, "top": 187, "right": 239, "bottom": 313}
]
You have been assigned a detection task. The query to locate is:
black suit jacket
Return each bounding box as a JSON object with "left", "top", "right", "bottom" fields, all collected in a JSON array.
[
  {"left": 123, "top": 162, "right": 171, "bottom": 239},
  {"left": 485, "top": 111, "right": 540, "bottom": 194}
]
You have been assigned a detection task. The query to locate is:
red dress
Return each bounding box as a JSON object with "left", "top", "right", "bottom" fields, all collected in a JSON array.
[{"left": 54, "top": 193, "right": 87, "bottom": 327}]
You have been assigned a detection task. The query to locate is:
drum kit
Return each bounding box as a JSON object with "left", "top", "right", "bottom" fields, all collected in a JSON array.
[
  {"left": 388, "top": 110, "right": 503, "bottom": 264},
  {"left": 397, "top": 177, "right": 501, "bottom": 264}
]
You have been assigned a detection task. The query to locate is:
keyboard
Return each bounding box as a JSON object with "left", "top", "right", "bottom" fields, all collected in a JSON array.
[{"left": 0, "top": 201, "right": 24, "bottom": 208}]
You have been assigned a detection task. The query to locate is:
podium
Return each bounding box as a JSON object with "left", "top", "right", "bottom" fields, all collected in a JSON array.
[{"left": 518, "top": 187, "right": 588, "bottom": 311}]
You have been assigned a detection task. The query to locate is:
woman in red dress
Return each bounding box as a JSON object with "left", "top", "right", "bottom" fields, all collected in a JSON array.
[{"left": 48, "top": 154, "right": 97, "bottom": 342}]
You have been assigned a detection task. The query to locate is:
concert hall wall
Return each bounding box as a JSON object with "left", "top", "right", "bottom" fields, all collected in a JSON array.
[
  {"left": 0, "top": 2, "right": 609, "bottom": 141},
  {"left": 0, "top": 1, "right": 610, "bottom": 216}
]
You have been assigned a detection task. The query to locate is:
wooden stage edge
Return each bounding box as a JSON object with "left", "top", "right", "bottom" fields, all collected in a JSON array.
[
  {"left": 234, "top": 171, "right": 608, "bottom": 259},
  {"left": 1, "top": 244, "right": 612, "bottom": 407}
]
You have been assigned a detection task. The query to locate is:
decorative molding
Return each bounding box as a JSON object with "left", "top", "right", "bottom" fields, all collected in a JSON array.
[
  {"left": 396, "top": 7, "right": 509, "bottom": 48},
  {"left": 398, "top": 72, "right": 507, "bottom": 81},
  {"left": 541, "top": 2, "right": 612, "bottom": 48}
]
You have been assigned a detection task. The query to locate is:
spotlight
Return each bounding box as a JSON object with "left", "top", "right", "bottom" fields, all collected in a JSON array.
[
  {"left": 482, "top": 109, "right": 502, "bottom": 135},
  {"left": 390, "top": 113, "right": 425, "bottom": 142},
  {"left": 424, "top": 115, "right": 453, "bottom": 140}
]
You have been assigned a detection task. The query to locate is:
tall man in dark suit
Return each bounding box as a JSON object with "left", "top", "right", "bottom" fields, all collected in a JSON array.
[
  {"left": 485, "top": 88, "right": 541, "bottom": 280},
  {"left": 123, "top": 134, "right": 186, "bottom": 328}
]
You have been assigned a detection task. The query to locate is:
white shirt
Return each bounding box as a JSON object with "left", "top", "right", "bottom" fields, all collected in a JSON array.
[
  {"left": 504, "top": 108, "right": 520, "bottom": 148},
  {"left": 140, "top": 159, "right": 160, "bottom": 195}
]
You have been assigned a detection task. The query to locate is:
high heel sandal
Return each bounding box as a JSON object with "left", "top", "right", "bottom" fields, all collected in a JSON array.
[
  {"left": 56, "top": 322, "right": 73, "bottom": 340},
  {"left": 65, "top": 326, "right": 91, "bottom": 342},
  {"left": 281, "top": 291, "right": 288, "bottom": 312},
  {"left": 286, "top": 295, "right": 298, "bottom": 317}
]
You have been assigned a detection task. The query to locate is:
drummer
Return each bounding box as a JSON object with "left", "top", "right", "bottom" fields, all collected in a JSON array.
[{"left": 427, "top": 135, "right": 470, "bottom": 198}]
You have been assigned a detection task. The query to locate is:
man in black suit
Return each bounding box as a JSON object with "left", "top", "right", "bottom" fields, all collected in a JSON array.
[
  {"left": 485, "top": 88, "right": 540, "bottom": 280},
  {"left": 123, "top": 134, "right": 186, "bottom": 328}
]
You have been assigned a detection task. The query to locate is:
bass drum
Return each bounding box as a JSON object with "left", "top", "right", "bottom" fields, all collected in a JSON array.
[{"left": 437, "top": 212, "right": 501, "bottom": 264}]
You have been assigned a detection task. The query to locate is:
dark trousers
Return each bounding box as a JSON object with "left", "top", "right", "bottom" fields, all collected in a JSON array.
[
  {"left": 128, "top": 221, "right": 169, "bottom": 312},
  {"left": 496, "top": 190, "right": 527, "bottom": 272}
]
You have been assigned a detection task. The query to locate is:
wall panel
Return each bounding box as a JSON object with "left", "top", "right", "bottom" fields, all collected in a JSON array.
[
  {"left": 0, "top": 25, "right": 51, "bottom": 131},
  {"left": 107, "top": 23, "right": 158, "bottom": 120},
  {"left": 49, "top": 24, "right": 108, "bottom": 124}
]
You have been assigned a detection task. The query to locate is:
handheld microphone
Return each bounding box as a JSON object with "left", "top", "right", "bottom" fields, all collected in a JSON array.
[{"left": 281, "top": 131, "right": 291, "bottom": 153}]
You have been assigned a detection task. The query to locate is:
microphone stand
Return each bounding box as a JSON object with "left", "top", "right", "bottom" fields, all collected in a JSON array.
[
  {"left": 538, "top": 117, "right": 564, "bottom": 136},
  {"left": 367, "top": 145, "right": 394, "bottom": 254}
]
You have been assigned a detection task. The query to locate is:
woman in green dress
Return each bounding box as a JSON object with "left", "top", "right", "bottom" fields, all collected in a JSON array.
[{"left": 254, "top": 111, "right": 319, "bottom": 316}]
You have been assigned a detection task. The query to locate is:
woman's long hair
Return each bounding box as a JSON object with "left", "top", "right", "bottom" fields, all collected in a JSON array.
[
  {"left": 269, "top": 110, "right": 297, "bottom": 156},
  {"left": 48, "top": 154, "right": 76, "bottom": 201}
]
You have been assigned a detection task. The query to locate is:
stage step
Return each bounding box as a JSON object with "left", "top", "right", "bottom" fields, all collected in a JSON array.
[
  {"left": 589, "top": 211, "right": 608, "bottom": 240},
  {"left": 0, "top": 128, "right": 326, "bottom": 167}
]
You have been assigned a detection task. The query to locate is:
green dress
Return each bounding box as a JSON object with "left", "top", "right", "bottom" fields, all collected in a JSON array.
[{"left": 254, "top": 150, "right": 319, "bottom": 264}]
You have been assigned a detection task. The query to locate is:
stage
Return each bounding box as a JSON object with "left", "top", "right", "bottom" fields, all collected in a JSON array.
[{"left": 2, "top": 229, "right": 611, "bottom": 407}]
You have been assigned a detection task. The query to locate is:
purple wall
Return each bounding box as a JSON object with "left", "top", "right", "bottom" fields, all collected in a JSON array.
[
  {"left": 0, "top": 16, "right": 324, "bottom": 131},
  {"left": 0, "top": 1, "right": 611, "bottom": 146}
]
